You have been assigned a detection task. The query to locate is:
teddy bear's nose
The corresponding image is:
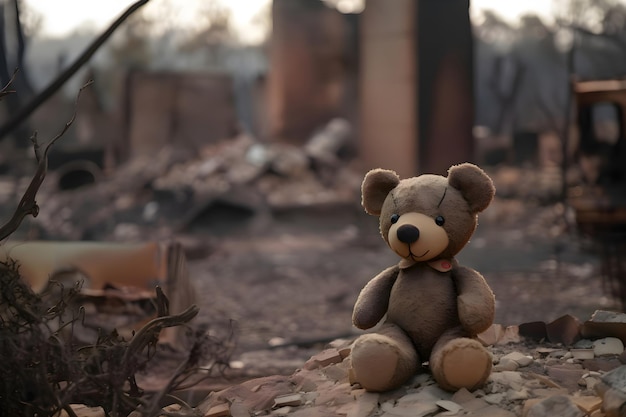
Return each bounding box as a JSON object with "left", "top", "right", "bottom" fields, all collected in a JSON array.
[{"left": 397, "top": 224, "right": 420, "bottom": 243}]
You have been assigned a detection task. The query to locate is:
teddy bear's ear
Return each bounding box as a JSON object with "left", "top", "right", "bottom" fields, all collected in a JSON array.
[
  {"left": 447, "top": 163, "right": 495, "bottom": 213},
  {"left": 361, "top": 169, "right": 400, "bottom": 216}
]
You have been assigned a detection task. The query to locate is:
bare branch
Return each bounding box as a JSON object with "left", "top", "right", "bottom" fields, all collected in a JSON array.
[
  {"left": 0, "top": 80, "right": 93, "bottom": 241},
  {"left": 0, "top": 69, "right": 17, "bottom": 100},
  {"left": 0, "top": 0, "right": 151, "bottom": 140},
  {"left": 122, "top": 304, "right": 200, "bottom": 366}
]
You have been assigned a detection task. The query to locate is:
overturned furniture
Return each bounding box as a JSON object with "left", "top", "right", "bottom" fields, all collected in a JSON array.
[
  {"left": 569, "top": 79, "right": 626, "bottom": 307},
  {"left": 0, "top": 240, "right": 196, "bottom": 344}
]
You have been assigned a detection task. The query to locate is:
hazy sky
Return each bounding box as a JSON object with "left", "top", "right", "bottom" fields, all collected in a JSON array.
[
  {"left": 25, "top": 0, "right": 270, "bottom": 42},
  {"left": 24, "top": 0, "right": 556, "bottom": 41}
]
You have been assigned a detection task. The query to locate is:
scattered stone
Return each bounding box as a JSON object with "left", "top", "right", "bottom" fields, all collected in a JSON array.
[
  {"left": 271, "top": 406, "right": 293, "bottom": 415},
  {"left": 436, "top": 399, "right": 463, "bottom": 413},
  {"left": 600, "top": 365, "right": 626, "bottom": 393},
  {"left": 582, "top": 358, "right": 623, "bottom": 372},
  {"left": 535, "top": 347, "right": 561, "bottom": 356},
  {"left": 192, "top": 313, "right": 626, "bottom": 417},
  {"left": 459, "top": 397, "right": 491, "bottom": 412},
  {"left": 570, "top": 395, "right": 602, "bottom": 414},
  {"left": 274, "top": 393, "right": 303, "bottom": 407},
  {"left": 593, "top": 337, "right": 625, "bottom": 356},
  {"left": 523, "top": 395, "right": 584, "bottom": 417},
  {"left": 399, "top": 384, "right": 452, "bottom": 403},
  {"left": 501, "top": 325, "right": 522, "bottom": 345},
  {"left": 502, "top": 351, "right": 534, "bottom": 367},
  {"left": 571, "top": 348, "right": 595, "bottom": 360},
  {"left": 485, "top": 392, "right": 507, "bottom": 404},
  {"left": 479, "top": 323, "right": 505, "bottom": 346},
  {"left": 588, "top": 311, "right": 626, "bottom": 323},
  {"left": 478, "top": 324, "right": 521, "bottom": 346},
  {"left": 479, "top": 405, "right": 518, "bottom": 417},
  {"left": 205, "top": 403, "right": 230, "bottom": 417},
  {"left": 303, "top": 348, "right": 342, "bottom": 370},
  {"left": 56, "top": 405, "right": 105, "bottom": 417},
  {"left": 507, "top": 388, "right": 530, "bottom": 401},
  {"left": 573, "top": 339, "right": 595, "bottom": 349},
  {"left": 547, "top": 349, "right": 569, "bottom": 358},
  {"left": 546, "top": 315, "right": 582, "bottom": 346},
  {"left": 600, "top": 388, "right": 626, "bottom": 417},
  {"left": 452, "top": 387, "right": 476, "bottom": 404},
  {"left": 206, "top": 375, "right": 294, "bottom": 412},
  {"left": 594, "top": 366, "right": 626, "bottom": 416},
  {"left": 314, "top": 382, "right": 353, "bottom": 406},
  {"left": 582, "top": 310, "right": 626, "bottom": 346},
  {"left": 546, "top": 364, "right": 586, "bottom": 392},
  {"left": 229, "top": 400, "right": 251, "bottom": 417},
  {"left": 338, "top": 346, "right": 352, "bottom": 359},
  {"left": 489, "top": 371, "right": 525, "bottom": 390},
  {"left": 519, "top": 321, "right": 548, "bottom": 342},
  {"left": 346, "top": 391, "right": 379, "bottom": 417},
  {"left": 579, "top": 374, "right": 602, "bottom": 390},
  {"left": 495, "top": 358, "right": 520, "bottom": 371}
]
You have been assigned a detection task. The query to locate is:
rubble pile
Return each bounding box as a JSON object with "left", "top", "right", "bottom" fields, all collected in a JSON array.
[
  {"left": 28, "top": 118, "right": 359, "bottom": 242},
  {"left": 53, "top": 310, "right": 626, "bottom": 416},
  {"left": 2, "top": 118, "right": 620, "bottom": 415},
  {"left": 196, "top": 309, "right": 626, "bottom": 417}
]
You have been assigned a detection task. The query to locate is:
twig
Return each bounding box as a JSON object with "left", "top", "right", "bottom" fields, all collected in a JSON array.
[
  {"left": 139, "top": 358, "right": 190, "bottom": 416},
  {"left": 0, "top": 80, "right": 93, "bottom": 241},
  {"left": 62, "top": 404, "right": 79, "bottom": 417},
  {"left": 0, "top": 69, "right": 17, "bottom": 100},
  {"left": 121, "top": 304, "right": 199, "bottom": 367},
  {"left": 0, "top": 0, "right": 151, "bottom": 140}
]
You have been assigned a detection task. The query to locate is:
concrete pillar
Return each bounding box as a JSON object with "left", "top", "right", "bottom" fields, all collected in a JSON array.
[
  {"left": 268, "top": 0, "right": 347, "bottom": 143},
  {"left": 360, "top": 0, "right": 474, "bottom": 177},
  {"left": 417, "top": 0, "right": 475, "bottom": 175},
  {"left": 360, "top": 0, "right": 417, "bottom": 178}
]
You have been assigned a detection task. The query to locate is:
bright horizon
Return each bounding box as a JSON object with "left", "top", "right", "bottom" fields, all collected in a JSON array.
[
  {"left": 25, "top": 0, "right": 559, "bottom": 42},
  {"left": 25, "top": 0, "right": 271, "bottom": 43}
]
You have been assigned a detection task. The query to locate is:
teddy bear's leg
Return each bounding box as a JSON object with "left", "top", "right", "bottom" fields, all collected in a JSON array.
[
  {"left": 350, "top": 323, "right": 419, "bottom": 392},
  {"left": 429, "top": 327, "right": 492, "bottom": 392}
]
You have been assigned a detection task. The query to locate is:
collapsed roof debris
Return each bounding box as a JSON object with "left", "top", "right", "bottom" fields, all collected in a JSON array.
[
  {"left": 0, "top": 240, "right": 195, "bottom": 346},
  {"left": 25, "top": 118, "right": 359, "bottom": 244}
]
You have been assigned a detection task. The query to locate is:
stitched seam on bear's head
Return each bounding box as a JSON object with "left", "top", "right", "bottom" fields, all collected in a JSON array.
[
  {"left": 437, "top": 187, "right": 447, "bottom": 208},
  {"left": 390, "top": 189, "right": 399, "bottom": 212}
]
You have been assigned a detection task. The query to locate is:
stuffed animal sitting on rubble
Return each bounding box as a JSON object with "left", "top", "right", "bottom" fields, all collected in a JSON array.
[{"left": 350, "top": 163, "right": 496, "bottom": 392}]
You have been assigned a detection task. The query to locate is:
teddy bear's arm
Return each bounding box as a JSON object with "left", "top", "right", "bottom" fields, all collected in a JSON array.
[
  {"left": 453, "top": 266, "right": 495, "bottom": 335},
  {"left": 352, "top": 265, "right": 400, "bottom": 330}
]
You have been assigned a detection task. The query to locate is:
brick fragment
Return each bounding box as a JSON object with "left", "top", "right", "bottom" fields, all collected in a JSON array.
[{"left": 204, "top": 403, "right": 230, "bottom": 417}]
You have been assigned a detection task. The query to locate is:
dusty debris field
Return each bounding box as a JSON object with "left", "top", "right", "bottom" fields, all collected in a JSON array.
[
  {"left": 183, "top": 180, "right": 626, "bottom": 416},
  {"left": 2, "top": 135, "right": 623, "bottom": 415},
  {"left": 187, "top": 187, "right": 616, "bottom": 381}
]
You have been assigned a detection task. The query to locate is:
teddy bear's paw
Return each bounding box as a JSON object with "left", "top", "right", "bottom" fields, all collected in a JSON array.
[
  {"left": 432, "top": 338, "right": 492, "bottom": 391},
  {"left": 350, "top": 335, "right": 399, "bottom": 391},
  {"left": 350, "top": 324, "right": 421, "bottom": 392}
]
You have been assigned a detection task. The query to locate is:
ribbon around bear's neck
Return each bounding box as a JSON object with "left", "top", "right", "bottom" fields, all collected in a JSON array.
[{"left": 398, "top": 258, "right": 454, "bottom": 272}]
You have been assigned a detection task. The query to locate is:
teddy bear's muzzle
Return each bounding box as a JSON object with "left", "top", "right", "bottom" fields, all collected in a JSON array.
[{"left": 388, "top": 212, "right": 449, "bottom": 262}]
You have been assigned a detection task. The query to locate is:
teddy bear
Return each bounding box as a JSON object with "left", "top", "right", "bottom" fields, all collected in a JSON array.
[{"left": 350, "top": 162, "right": 496, "bottom": 392}]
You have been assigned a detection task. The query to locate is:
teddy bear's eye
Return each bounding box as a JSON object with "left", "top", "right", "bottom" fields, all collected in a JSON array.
[
  {"left": 435, "top": 216, "right": 445, "bottom": 226},
  {"left": 390, "top": 214, "right": 400, "bottom": 224}
]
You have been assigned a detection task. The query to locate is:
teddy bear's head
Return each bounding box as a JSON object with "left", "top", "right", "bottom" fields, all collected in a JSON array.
[{"left": 361, "top": 163, "right": 495, "bottom": 263}]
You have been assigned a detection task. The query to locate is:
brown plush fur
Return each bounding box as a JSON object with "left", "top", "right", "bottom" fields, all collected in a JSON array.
[{"left": 351, "top": 163, "right": 496, "bottom": 392}]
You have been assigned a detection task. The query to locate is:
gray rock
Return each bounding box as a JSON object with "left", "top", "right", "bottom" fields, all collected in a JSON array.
[
  {"left": 593, "top": 337, "right": 625, "bottom": 356},
  {"left": 602, "top": 365, "right": 626, "bottom": 392},
  {"left": 525, "top": 395, "right": 584, "bottom": 417}
]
